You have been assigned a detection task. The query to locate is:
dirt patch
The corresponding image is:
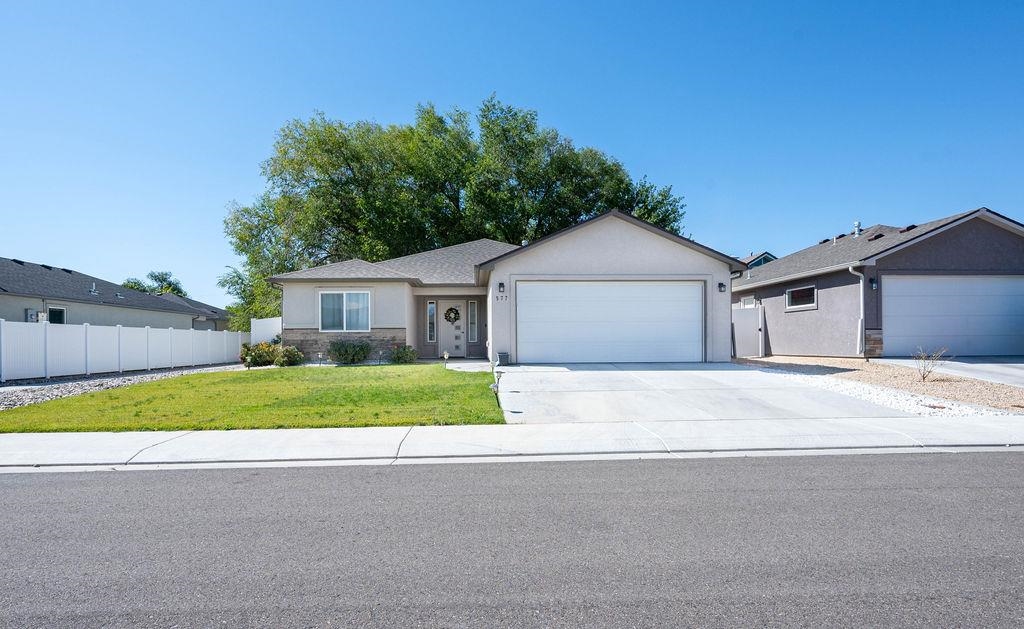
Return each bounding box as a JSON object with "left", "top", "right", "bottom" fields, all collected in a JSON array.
[{"left": 739, "top": 356, "right": 1024, "bottom": 413}]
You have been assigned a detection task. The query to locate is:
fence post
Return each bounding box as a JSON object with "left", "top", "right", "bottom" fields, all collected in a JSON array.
[
  {"left": 190, "top": 328, "right": 196, "bottom": 366},
  {"left": 84, "top": 323, "right": 91, "bottom": 375},
  {"left": 207, "top": 329, "right": 213, "bottom": 365},
  {"left": 0, "top": 319, "right": 5, "bottom": 383},
  {"left": 117, "top": 325, "right": 123, "bottom": 373},
  {"left": 43, "top": 321, "right": 49, "bottom": 379},
  {"left": 168, "top": 328, "right": 173, "bottom": 369},
  {"left": 145, "top": 326, "right": 151, "bottom": 370}
]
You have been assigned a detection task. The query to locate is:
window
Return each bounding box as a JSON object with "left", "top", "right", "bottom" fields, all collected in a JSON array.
[
  {"left": 785, "top": 286, "right": 816, "bottom": 310},
  {"left": 740, "top": 296, "right": 756, "bottom": 309},
  {"left": 319, "top": 291, "right": 370, "bottom": 331},
  {"left": 468, "top": 301, "right": 478, "bottom": 343},
  {"left": 427, "top": 301, "right": 436, "bottom": 343},
  {"left": 47, "top": 307, "right": 66, "bottom": 324}
]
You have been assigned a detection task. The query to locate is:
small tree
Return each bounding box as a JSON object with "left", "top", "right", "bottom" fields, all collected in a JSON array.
[
  {"left": 123, "top": 271, "right": 188, "bottom": 297},
  {"left": 912, "top": 347, "right": 948, "bottom": 382}
]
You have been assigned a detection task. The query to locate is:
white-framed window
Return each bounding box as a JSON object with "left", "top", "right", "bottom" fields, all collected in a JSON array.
[
  {"left": 319, "top": 291, "right": 370, "bottom": 332},
  {"left": 740, "top": 296, "right": 756, "bottom": 309},
  {"left": 47, "top": 306, "right": 67, "bottom": 324},
  {"left": 468, "top": 301, "right": 478, "bottom": 343},
  {"left": 426, "top": 301, "right": 436, "bottom": 343},
  {"left": 785, "top": 285, "right": 816, "bottom": 311}
]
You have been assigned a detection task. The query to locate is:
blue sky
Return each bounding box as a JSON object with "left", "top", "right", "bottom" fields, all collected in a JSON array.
[{"left": 2, "top": 1, "right": 1022, "bottom": 306}]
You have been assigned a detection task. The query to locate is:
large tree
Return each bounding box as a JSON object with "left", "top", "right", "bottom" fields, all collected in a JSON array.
[
  {"left": 220, "top": 97, "right": 685, "bottom": 330},
  {"left": 123, "top": 271, "right": 188, "bottom": 297}
]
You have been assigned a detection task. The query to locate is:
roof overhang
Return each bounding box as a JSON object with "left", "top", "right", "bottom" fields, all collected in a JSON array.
[
  {"left": 474, "top": 210, "right": 746, "bottom": 284},
  {"left": 861, "top": 207, "right": 1024, "bottom": 265},
  {"left": 733, "top": 263, "right": 861, "bottom": 292},
  {"left": 267, "top": 277, "right": 421, "bottom": 287}
]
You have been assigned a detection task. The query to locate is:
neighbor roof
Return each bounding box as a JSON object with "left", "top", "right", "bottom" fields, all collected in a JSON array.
[
  {"left": 734, "top": 208, "right": 1018, "bottom": 290},
  {"left": 740, "top": 251, "right": 776, "bottom": 264},
  {"left": 0, "top": 257, "right": 202, "bottom": 316},
  {"left": 156, "top": 293, "right": 229, "bottom": 320},
  {"left": 267, "top": 239, "right": 519, "bottom": 286}
]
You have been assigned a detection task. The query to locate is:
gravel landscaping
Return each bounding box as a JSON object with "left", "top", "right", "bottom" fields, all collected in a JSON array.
[
  {"left": 739, "top": 356, "right": 1024, "bottom": 416},
  {"left": 0, "top": 364, "right": 246, "bottom": 411}
]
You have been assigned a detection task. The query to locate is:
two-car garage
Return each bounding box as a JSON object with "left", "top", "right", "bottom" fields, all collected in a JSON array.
[
  {"left": 515, "top": 281, "right": 705, "bottom": 363},
  {"left": 882, "top": 275, "right": 1024, "bottom": 357}
]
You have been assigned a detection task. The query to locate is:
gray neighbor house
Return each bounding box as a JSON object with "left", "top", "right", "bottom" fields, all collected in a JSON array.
[
  {"left": 0, "top": 257, "right": 229, "bottom": 330},
  {"left": 732, "top": 207, "right": 1024, "bottom": 358}
]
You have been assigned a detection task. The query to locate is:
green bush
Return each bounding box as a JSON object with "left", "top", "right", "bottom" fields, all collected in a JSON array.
[
  {"left": 388, "top": 344, "right": 418, "bottom": 364},
  {"left": 327, "top": 340, "right": 373, "bottom": 364},
  {"left": 240, "top": 341, "right": 279, "bottom": 367},
  {"left": 274, "top": 345, "right": 305, "bottom": 367}
]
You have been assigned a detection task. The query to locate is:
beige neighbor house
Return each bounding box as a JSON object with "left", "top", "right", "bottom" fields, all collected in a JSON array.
[{"left": 270, "top": 211, "right": 745, "bottom": 364}]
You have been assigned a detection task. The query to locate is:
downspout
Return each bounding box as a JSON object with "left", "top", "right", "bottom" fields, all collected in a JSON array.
[{"left": 847, "top": 266, "right": 865, "bottom": 356}]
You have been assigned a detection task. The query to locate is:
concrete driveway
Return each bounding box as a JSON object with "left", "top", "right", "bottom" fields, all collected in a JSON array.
[
  {"left": 497, "top": 363, "right": 910, "bottom": 423},
  {"left": 876, "top": 357, "right": 1024, "bottom": 388}
]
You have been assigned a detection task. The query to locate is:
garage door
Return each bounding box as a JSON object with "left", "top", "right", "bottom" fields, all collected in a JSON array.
[
  {"left": 882, "top": 275, "right": 1024, "bottom": 356},
  {"left": 515, "top": 281, "right": 704, "bottom": 363}
]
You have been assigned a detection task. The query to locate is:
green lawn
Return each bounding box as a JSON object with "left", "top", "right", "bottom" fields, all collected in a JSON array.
[{"left": 0, "top": 364, "right": 504, "bottom": 433}]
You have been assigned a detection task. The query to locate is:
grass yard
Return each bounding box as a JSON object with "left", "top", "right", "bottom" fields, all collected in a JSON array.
[{"left": 0, "top": 364, "right": 504, "bottom": 432}]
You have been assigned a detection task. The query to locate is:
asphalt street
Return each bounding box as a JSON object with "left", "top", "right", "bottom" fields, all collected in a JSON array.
[{"left": 2, "top": 453, "right": 1023, "bottom": 627}]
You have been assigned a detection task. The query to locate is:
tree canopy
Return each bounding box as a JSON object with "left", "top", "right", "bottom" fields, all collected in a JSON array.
[
  {"left": 123, "top": 271, "right": 188, "bottom": 297},
  {"left": 220, "top": 97, "right": 685, "bottom": 330}
]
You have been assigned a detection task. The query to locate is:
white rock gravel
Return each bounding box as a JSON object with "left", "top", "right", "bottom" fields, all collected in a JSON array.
[
  {"left": 751, "top": 366, "right": 1015, "bottom": 417},
  {"left": 0, "top": 364, "right": 246, "bottom": 411}
]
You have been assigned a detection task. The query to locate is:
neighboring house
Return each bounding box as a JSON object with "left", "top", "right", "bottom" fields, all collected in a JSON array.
[
  {"left": 270, "top": 210, "right": 745, "bottom": 363},
  {"left": 732, "top": 207, "right": 1024, "bottom": 358},
  {"left": 155, "top": 293, "right": 231, "bottom": 331},
  {"left": 0, "top": 257, "right": 212, "bottom": 329},
  {"left": 739, "top": 251, "right": 777, "bottom": 268}
]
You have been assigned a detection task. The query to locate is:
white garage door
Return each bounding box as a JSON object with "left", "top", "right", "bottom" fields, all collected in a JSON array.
[
  {"left": 515, "top": 281, "right": 704, "bottom": 363},
  {"left": 882, "top": 275, "right": 1024, "bottom": 357}
]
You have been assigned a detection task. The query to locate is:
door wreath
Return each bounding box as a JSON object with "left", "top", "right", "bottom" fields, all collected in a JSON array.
[{"left": 444, "top": 307, "right": 461, "bottom": 324}]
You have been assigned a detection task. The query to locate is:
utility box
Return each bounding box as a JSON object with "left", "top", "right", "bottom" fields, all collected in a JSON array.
[
  {"left": 497, "top": 351, "right": 510, "bottom": 366},
  {"left": 24, "top": 309, "right": 39, "bottom": 323}
]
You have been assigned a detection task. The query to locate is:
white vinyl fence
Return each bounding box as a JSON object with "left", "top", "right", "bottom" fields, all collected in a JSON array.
[
  {"left": 250, "top": 316, "right": 282, "bottom": 344},
  {"left": 0, "top": 320, "right": 249, "bottom": 383}
]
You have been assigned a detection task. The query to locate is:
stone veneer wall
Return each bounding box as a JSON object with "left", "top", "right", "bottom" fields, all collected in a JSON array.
[
  {"left": 282, "top": 328, "right": 407, "bottom": 360},
  {"left": 865, "top": 329, "right": 883, "bottom": 358}
]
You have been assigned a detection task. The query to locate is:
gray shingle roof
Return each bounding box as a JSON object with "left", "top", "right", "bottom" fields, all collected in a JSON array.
[
  {"left": 0, "top": 257, "right": 201, "bottom": 316},
  {"left": 156, "top": 293, "right": 229, "bottom": 320},
  {"left": 734, "top": 209, "right": 980, "bottom": 289},
  {"left": 739, "top": 251, "right": 775, "bottom": 264},
  {"left": 269, "top": 239, "right": 519, "bottom": 285}
]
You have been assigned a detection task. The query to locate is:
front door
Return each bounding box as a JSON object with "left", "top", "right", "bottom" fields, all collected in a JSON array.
[{"left": 437, "top": 300, "right": 467, "bottom": 358}]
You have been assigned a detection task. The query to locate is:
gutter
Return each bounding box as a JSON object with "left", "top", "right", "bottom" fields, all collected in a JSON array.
[
  {"left": 733, "top": 262, "right": 860, "bottom": 292},
  {"left": 847, "top": 266, "right": 866, "bottom": 356}
]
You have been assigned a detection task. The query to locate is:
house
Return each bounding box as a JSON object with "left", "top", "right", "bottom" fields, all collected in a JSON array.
[
  {"left": 269, "top": 210, "right": 745, "bottom": 363},
  {"left": 732, "top": 207, "right": 1024, "bottom": 358},
  {"left": 155, "top": 293, "right": 231, "bottom": 331},
  {"left": 0, "top": 257, "right": 219, "bottom": 330},
  {"left": 739, "top": 251, "right": 777, "bottom": 268}
]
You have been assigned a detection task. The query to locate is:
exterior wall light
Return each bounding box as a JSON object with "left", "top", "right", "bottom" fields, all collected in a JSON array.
[
  {"left": 718, "top": 282, "right": 727, "bottom": 293},
  {"left": 498, "top": 282, "right": 505, "bottom": 293},
  {"left": 870, "top": 278, "right": 878, "bottom": 290}
]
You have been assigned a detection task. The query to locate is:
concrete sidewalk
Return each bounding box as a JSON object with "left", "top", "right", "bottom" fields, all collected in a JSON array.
[{"left": 1, "top": 415, "right": 1023, "bottom": 472}]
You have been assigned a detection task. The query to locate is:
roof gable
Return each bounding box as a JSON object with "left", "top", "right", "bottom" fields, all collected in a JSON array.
[{"left": 476, "top": 210, "right": 745, "bottom": 274}]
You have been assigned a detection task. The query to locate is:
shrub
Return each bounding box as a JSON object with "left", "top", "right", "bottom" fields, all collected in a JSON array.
[
  {"left": 240, "top": 341, "right": 279, "bottom": 367},
  {"left": 912, "top": 346, "right": 948, "bottom": 381},
  {"left": 388, "top": 344, "right": 418, "bottom": 364},
  {"left": 328, "top": 340, "right": 373, "bottom": 364},
  {"left": 274, "top": 345, "right": 304, "bottom": 367}
]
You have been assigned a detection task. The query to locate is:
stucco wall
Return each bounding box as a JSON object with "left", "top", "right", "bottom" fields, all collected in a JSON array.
[
  {"left": 0, "top": 294, "right": 194, "bottom": 329},
  {"left": 280, "top": 281, "right": 409, "bottom": 330},
  {"left": 486, "top": 217, "right": 734, "bottom": 363},
  {"left": 733, "top": 271, "right": 862, "bottom": 357},
  {"left": 864, "top": 217, "right": 1024, "bottom": 328}
]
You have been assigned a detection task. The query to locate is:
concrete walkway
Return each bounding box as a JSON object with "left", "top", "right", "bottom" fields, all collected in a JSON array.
[
  {"left": 877, "top": 357, "right": 1024, "bottom": 388},
  {"left": 1, "top": 415, "right": 1023, "bottom": 472}
]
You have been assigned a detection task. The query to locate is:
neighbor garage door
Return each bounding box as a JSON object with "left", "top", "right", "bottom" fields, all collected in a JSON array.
[
  {"left": 882, "top": 275, "right": 1024, "bottom": 356},
  {"left": 515, "top": 281, "right": 704, "bottom": 363}
]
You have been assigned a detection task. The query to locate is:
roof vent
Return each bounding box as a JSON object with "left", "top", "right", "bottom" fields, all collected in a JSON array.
[
  {"left": 853, "top": 221, "right": 862, "bottom": 237},
  {"left": 900, "top": 224, "right": 917, "bottom": 233},
  {"left": 41, "top": 264, "right": 53, "bottom": 270},
  {"left": 61, "top": 268, "right": 72, "bottom": 274},
  {"left": 115, "top": 292, "right": 124, "bottom": 299},
  {"left": 11, "top": 259, "right": 24, "bottom": 265},
  {"left": 819, "top": 238, "right": 831, "bottom": 244},
  {"left": 89, "top": 282, "right": 99, "bottom": 295},
  {"left": 868, "top": 233, "right": 885, "bottom": 241}
]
